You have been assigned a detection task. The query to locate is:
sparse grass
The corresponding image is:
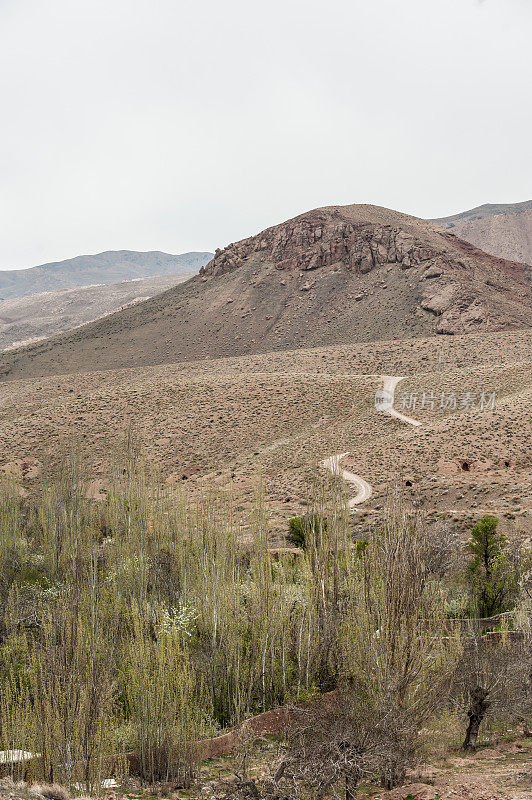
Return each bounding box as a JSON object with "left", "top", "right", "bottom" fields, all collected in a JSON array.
[{"left": 0, "top": 330, "right": 529, "bottom": 545}]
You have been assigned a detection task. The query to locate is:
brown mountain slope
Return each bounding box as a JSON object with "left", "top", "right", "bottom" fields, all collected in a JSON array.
[
  {"left": 0, "top": 204, "right": 530, "bottom": 382},
  {"left": 0, "top": 273, "right": 195, "bottom": 352},
  {"left": 432, "top": 201, "right": 532, "bottom": 265},
  {"left": 0, "top": 330, "right": 530, "bottom": 542}
]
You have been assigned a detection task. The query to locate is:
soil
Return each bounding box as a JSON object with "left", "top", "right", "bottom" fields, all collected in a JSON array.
[
  {"left": 432, "top": 201, "right": 532, "bottom": 266},
  {"left": 0, "top": 329, "right": 529, "bottom": 546}
]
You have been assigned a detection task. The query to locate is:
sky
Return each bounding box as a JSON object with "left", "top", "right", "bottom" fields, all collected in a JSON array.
[{"left": 1, "top": 0, "right": 531, "bottom": 270}]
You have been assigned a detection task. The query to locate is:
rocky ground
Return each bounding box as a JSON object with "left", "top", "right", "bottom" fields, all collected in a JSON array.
[{"left": 1, "top": 204, "right": 530, "bottom": 381}]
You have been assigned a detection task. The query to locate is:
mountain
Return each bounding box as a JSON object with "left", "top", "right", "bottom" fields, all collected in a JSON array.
[
  {"left": 431, "top": 201, "right": 532, "bottom": 266},
  {"left": 0, "top": 250, "right": 213, "bottom": 300},
  {"left": 0, "top": 273, "right": 195, "bottom": 352},
  {"left": 0, "top": 203, "right": 530, "bottom": 382}
]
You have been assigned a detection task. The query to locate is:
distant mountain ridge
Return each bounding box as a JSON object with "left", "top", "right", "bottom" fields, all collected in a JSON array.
[
  {"left": 0, "top": 273, "right": 195, "bottom": 352},
  {"left": 431, "top": 201, "right": 532, "bottom": 266},
  {"left": 0, "top": 250, "right": 213, "bottom": 300},
  {"left": 431, "top": 200, "right": 532, "bottom": 227}
]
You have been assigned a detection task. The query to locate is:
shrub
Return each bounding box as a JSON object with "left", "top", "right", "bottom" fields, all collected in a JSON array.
[{"left": 287, "top": 514, "right": 327, "bottom": 549}]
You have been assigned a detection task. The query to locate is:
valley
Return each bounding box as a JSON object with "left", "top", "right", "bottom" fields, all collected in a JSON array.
[{"left": 2, "top": 1, "right": 531, "bottom": 796}]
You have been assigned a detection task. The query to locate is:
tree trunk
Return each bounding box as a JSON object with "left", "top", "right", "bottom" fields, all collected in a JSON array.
[
  {"left": 380, "top": 759, "right": 406, "bottom": 790},
  {"left": 345, "top": 772, "right": 358, "bottom": 800},
  {"left": 463, "top": 686, "right": 490, "bottom": 750}
]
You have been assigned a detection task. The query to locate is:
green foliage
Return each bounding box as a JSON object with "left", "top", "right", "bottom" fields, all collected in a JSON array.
[
  {"left": 288, "top": 516, "right": 307, "bottom": 548},
  {"left": 0, "top": 456, "right": 352, "bottom": 787},
  {"left": 287, "top": 514, "right": 327, "bottom": 549},
  {"left": 466, "top": 515, "right": 519, "bottom": 618},
  {"left": 0, "top": 458, "right": 480, "bottom": 794},
  {"left": 354, "top": 538, "right": 368, "bottom": 557},
  {"left": 121, "top": 603, "right": 202, "bottom": 785}
]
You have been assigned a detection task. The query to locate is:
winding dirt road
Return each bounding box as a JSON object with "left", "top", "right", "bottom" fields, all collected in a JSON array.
[
  {"left": 377, "top": 375, "right": 422, "bottom": 427},
  {"left": 321, "top": 453, "right": 373, "bottom": 508},
  {"left": 323, "top": 375, "right": 420, "bottom": 509}
]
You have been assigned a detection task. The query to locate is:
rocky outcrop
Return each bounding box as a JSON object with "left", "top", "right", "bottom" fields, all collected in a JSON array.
[
  {"left": 202, "top": 211, "right": 437, "bottom": 278},
  {"left": 198, "top": 204, "right": 531, "bottom": 340}
]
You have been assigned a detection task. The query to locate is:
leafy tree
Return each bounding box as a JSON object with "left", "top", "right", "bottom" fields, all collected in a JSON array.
[{"left": 466, "top": 515, "right": 519, "bottom": 618}]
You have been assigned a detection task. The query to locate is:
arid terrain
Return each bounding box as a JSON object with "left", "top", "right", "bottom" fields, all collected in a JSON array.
[
  {"left": 0, "top": 204, "right": 530, "bottom": 800},
  {"left": 0, "top": 250, "right": 212, "bottom": 300},
  {"left": 1, "top": 328, "right": 529, "bottom": 546},
  {"left": 0, "top": 204, "right": 530, "bottom": 381},
  {"left": 0, "top": 273, "right": 196, "bottom": 351},
  {"left": 1, "top": 203, "right": 530, "bottom": 540},
  {"left": 2, "top": 0, "right": 531, "bottom": 794},
  {"left": 432, "top": 200, "right": 532, "bottom": 266}
]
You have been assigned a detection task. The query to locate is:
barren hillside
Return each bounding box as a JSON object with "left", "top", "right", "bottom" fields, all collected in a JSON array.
[
  {"left": 432, "top": 201, "right": 532, "bottom": 265},
  {"left": 0, "top": 273, "right": 195, "bottom": 352},
  {"left": 0, "top": 204, "right": 530, "bottom": 383},
  {"left": 0, "top": 329, "right": 529, "bottom": 542},
  {"left": 0, "top": 249, "right": 212, "bottom": 300}
]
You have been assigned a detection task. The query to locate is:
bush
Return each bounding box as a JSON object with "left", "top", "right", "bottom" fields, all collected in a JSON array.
[{"left": 287, "top": 514, "right": 327, "bottom": 549}]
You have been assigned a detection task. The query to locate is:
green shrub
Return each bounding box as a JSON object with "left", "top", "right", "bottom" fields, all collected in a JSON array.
[{"left": 287, "top": 514, "right": 327, "bottom": 549}]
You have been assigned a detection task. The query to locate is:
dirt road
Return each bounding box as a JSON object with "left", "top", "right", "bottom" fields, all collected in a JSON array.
[
  {"left": 376, "top": 375, "right": 422, "bottom": 426},
  {"left": 323, "top": 375, "right": 421, "bottom": 508},
  {"left": 321, "top": 453, "right": 373, "bottom": 508}
]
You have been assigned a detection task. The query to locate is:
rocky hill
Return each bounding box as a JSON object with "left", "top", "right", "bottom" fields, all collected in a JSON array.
[
  {"left": 0, "top": 204, "right": 530, "bottom": 382},
  {"left": 431, "top": 201, "right": 532, "bottom": 266},
  {"left": 0, "top": 250, "right": 212, "bottom": 300}
]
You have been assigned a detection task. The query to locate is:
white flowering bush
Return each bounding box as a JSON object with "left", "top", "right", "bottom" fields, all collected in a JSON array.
[{"left": 160, "top": 602, "right": 197, "bottom": 638}]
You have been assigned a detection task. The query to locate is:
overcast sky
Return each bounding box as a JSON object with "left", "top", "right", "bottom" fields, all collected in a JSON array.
[{"left": 1, "top": 0, "right": 531, "bottom": 270}]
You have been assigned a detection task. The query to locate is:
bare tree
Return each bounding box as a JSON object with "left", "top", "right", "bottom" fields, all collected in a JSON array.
[
  {"left": 209, "top": 690, "right": 384, "bottom": 800},
  {"left": 456, "top": 631, "right": 531, "bottom": 749},
  {"left": 340, "top": 498, "right": 461, "bottom": 788},
  {"left": 425, "top": 517, "right": 462, "bottom": 577}
]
